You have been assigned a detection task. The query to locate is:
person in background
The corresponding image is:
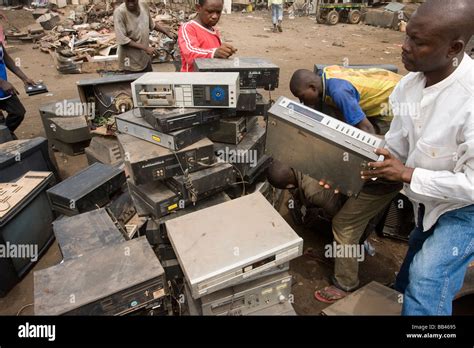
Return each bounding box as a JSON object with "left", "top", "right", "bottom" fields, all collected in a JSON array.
[
  {"left": 114, "top": 0, "right": 177, "bottom": 73},
  {"left": 0, "top": 43, "right": 36, "bottom": 139},
  {"left": 269, "top": 0, "right": 284, "bottom": 33},
  {"left": 178, "top": 0, "right": 237, "bottom": 72}
]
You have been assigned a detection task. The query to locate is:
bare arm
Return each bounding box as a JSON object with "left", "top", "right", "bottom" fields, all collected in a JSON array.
[
  {"left": 355, "top": 117, "right": 376, "bottom": 134},
  {"left": 154, "top": 22, "right": 177, "bottom": 40}
]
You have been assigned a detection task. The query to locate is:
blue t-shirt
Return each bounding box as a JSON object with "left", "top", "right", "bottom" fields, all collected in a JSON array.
[
  {"left": 325, "top": 78, "right": 366, "bottom": 126},
  {"left": 0, "top": 45, "right": 10, "bottom": 100}
]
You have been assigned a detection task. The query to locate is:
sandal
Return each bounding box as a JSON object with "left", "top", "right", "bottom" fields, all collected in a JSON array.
[{"left": 314, "top": 285, "right": 349, "bottom": 303}]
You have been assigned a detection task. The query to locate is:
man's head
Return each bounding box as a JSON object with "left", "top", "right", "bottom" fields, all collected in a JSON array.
[
  {"left": 196, "top": 0, "right": 224, "bottom": 28},
  {"left": 402, "top": 0, "right": 474, "bottom": 73},
  {"left": 289, "top": 69, "right": 323, "bottom": 108},
  {"left": 266, "top": 160, "right": 298, "bottom": 190},
  {"left": 125, "top": 0, "right": 139, "bottom": 13}
]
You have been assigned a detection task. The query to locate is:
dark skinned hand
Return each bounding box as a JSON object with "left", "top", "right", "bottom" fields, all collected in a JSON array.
[
  {"left": 214, "top": 43, "right": 237, "bottom": 59},
  {"left": 361, "top": 148, "right": 414, "bottom": 183},
  {"left": 0, "top": 80, "right": 18, "bottom": 95}
]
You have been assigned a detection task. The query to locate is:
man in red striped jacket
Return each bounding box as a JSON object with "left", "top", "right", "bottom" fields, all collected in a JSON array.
[{"left": 178, "top": 0, "right": 237, "bottom": 72}]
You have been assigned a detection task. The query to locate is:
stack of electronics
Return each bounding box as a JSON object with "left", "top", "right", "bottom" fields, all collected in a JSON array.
[
  {"left": 113, "top": 62, "right": 286, "bottom": 313},
  {"left": 165, "top": 192, "right": 303, "bottom": 315},
  {"left": 193, "top": 58, "right": 278, "bottom": 191},
  {"left": 116, "top": 71, "right": 241, "bottom": 297},
  {"left": 22, "top": 158, "right": 171, "bottom": 315}
]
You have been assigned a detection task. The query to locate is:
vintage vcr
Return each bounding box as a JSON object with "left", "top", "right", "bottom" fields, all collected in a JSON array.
[
  {"left": 200, "top": 271, "right": 292, "bottom": 316},
  {"left": 144, "top": 192, "right": 232, "bottom": 246},
  {"left": 167, "top": 192, "right": 303, "bottom": 298},
  {"left": 53, "top": 208, "right": 126, "bottom": 261},
  {"left": 209, "top": 116, "right": 258, "bottom": 145},
  {"left": 34, "top": 237, "right": 167, "bottom": 315},
  {"left": 194, "top": 58, "right": 280, "bottom": 90},
  {"left": 131, "top": 72, "right": 240, "bottom": 108},
  {"left": 165, "top": 163, "right": 235, "bottom": 203},
  {"left": 266, "top": 97, "right": 384, "bottom": 197},
  {"left": 117, "top": 133, "right": 215, "bottom": 185},
  {"left": 128, "top": 179, "right": 183, "bottom": 219},
  {"left": 47, "top": 163, "right": 126, "bottom": 215},
  {"left": 116, "top": 109, "right": 219, "bottom": 151},
  {"left": 141, "top": 107, "right": 236, "bottom": 133},
  {"left": 184, "top": 264, "right": 290, "bottom": 315}
]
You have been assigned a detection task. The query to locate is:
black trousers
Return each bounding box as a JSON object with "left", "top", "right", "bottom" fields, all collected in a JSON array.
[{"left": 0, "top": 94, "right": 26, "bottom": 133}]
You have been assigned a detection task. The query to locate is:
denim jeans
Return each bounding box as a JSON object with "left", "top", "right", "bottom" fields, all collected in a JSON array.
[
  {"left": 395, "top": 204, "right": 474, "bottom": 315},
  {"left": 272, "top": 4, "right": 283, "bottom": 25}
]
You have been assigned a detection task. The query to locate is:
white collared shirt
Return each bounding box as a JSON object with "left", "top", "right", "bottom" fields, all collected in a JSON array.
[{"left": 385, "top": 53, "right": 474, "bottom": 231}]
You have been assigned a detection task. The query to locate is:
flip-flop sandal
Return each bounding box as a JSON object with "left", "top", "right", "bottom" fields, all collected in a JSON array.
[{"left": 314, "top": 285, "right": 348, "bottom": 303}]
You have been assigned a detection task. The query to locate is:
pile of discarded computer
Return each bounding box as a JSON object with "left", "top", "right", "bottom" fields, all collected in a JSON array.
[{"left": 1, "top": 58, "right": 304, "bottom": 316}]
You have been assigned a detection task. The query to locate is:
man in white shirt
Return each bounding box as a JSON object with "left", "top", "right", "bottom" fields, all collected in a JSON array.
[{"left": 361, "top": 0, "right": 474, "bottom": 315}]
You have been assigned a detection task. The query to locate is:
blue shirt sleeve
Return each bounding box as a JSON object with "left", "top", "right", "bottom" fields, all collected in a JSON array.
[{"left": 325, "top": 78, "right": 366, "bottom": 126}]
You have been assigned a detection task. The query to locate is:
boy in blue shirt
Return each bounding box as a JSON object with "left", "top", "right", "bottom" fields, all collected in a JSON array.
[
  {"left": 289, "top": 67, "right": 402, "bottom": 135},
  {"left": 0, "top": 43, "right": 36, "bottom": 139}
]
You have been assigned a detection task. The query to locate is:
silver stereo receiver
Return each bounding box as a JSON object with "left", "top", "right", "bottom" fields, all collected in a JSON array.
[
  {"left": 131, "top": 72, "right": 240, "bottom": 108},
  {"left": 265, "top": 96, "right": 385, "bottom": 197},
  {"left": 166, "top": 192, "right": 303, "bottom": 299}
]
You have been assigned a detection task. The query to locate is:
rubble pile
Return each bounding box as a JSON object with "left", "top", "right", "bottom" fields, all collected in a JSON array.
[{"left": 4, "top": 2, "right": 191, "bottom": 74}]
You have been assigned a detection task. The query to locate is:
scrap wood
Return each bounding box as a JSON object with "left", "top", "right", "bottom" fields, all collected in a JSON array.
[{"left": 33, "top": 3, "right": 192, "bottom": 74}]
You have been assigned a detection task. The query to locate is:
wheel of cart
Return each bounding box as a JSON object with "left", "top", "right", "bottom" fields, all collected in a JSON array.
[{"left": 316, "top": 0, "right": 367, "bottom": 25}]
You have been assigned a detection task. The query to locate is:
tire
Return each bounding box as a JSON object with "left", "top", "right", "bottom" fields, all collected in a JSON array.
[
  {"left": 326, "top": 10, "right": 339, "bottom": 25},
  {"left": 348, "top": 9, "right": 362, "bottom": 24},
  {"left": 316, "top": 12, "right": 326, "bottom": 24}
]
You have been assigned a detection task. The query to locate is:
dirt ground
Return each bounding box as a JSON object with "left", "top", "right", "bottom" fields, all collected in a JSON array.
[{"left": 0, "top": 8, "right": 409, "bottom": 315}]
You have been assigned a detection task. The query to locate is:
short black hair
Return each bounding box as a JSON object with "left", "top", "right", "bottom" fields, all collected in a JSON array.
[
  {"left": 289, "top": 69, "right": 319, "bottom": 94},
  {"left": 266, "top": 160, "right": 297, "bottom": 189}
]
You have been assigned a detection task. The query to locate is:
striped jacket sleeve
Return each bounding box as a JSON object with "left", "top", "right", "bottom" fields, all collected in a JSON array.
[{"left": 178, "top": 22, "right": 217, "bottom": 72}]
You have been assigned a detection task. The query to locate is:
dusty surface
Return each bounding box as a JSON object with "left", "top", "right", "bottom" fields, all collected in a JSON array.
[{"left": 0, "top": 9, "right": 409, "bottom": 315}]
